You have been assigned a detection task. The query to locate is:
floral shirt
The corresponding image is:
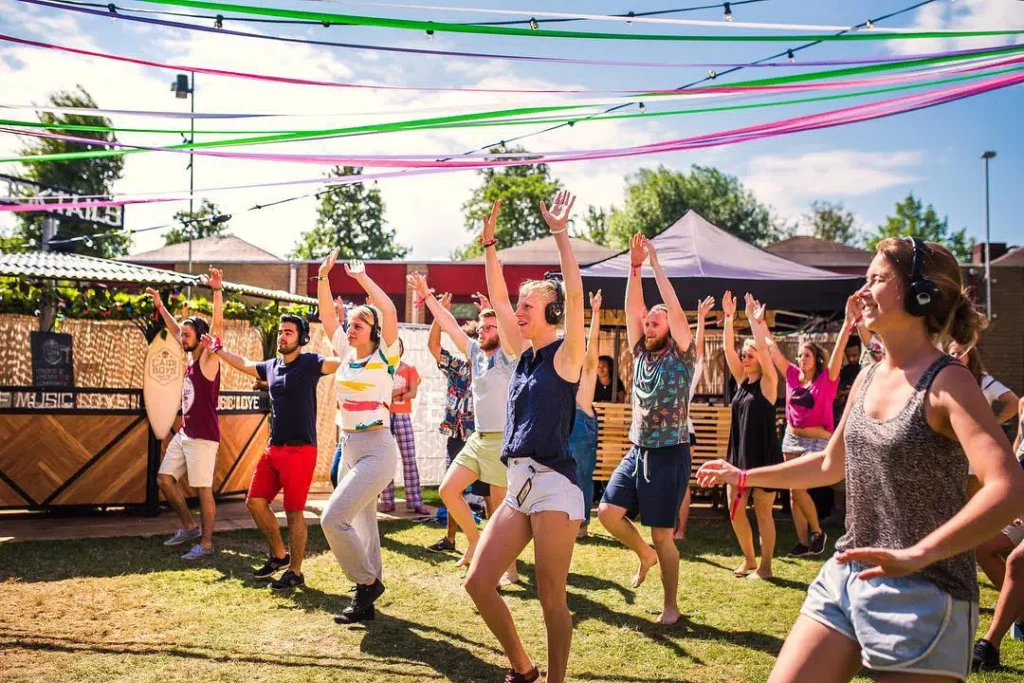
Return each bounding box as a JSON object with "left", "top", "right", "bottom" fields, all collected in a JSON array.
[
  {"left": 629, "top": 337, "right": 696, "bottom": 449},
  {"left": 438, "top": 350, "right": 475, "bottom": 439}
]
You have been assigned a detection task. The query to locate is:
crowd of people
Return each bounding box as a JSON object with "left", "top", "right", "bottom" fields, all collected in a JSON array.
[{"left": 145, "top": 195, "right": 1024, "bottom": 683}]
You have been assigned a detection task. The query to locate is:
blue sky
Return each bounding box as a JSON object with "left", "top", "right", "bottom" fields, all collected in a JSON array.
[{"left": 1, "top": 0, "right": 1021, "bottom": 259}]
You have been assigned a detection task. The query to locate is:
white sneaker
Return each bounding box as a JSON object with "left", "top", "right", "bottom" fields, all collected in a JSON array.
[{"left": 164, "top": 527, "right": 201, "bottom": 546}]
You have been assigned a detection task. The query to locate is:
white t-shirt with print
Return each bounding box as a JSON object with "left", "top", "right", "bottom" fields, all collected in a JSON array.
[{"left": 332, "top": 327, "right": 400, "bottom": 431}]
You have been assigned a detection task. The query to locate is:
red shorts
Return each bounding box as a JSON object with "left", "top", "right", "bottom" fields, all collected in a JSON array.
[{"left": 247, "top": 444, "right": 318, "bottom": 511}]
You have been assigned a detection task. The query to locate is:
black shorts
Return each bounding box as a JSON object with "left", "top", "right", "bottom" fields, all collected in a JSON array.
[{"left": 601, "top": 443, "right": 691, "bottom": 529}]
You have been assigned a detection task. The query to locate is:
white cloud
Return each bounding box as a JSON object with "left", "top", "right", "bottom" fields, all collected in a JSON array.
[
  {"left": 1, "top": 7, "right": 668, "bottom": 259},
  {"left": 743, "top": 149, "right": 925, "bottom": 223},
  {"left": 887, "top": 0, "right": 1024, "bottom": 57}
]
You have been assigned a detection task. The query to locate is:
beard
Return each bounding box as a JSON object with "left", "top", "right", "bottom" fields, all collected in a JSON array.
[
  {"left": 183, "top": 340, "right": 199, "bottom": 353},
  {"left": 278, "top": 340, "right": 300, "bottom": 355},
  {"left": 478, "top": 336, "right": 500, "bottom": 352},
  {"left": 644, "top": 334, "right": 669, "bottom": 353}
]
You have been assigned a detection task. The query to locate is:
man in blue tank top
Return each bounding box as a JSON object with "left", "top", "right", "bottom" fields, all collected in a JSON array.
[{"left": 598, "top": 233, "right": 695, "bottom": 626}]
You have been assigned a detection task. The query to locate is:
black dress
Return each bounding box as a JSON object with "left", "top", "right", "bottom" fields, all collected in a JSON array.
[{"left": 726, "top": 378, "right": 782, "bottom": 474}]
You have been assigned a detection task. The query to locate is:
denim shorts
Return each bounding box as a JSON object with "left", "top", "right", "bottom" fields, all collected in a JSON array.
[
  {"left": 782, "top": 428, "right": 830, "bottom": 456},
  {"left": 504, "top": 457, "right": 585, "bottom": 521},
  {"left": 801, "top": 556, "right": 978, "bottom": 681}
]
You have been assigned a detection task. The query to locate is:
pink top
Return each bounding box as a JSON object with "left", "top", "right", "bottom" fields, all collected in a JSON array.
[
  {"left": 785, "top": 364, "right": 838, "bottom": 432},
  {"left": 181, "top": 359, "right": 220, "bottom": 442}
]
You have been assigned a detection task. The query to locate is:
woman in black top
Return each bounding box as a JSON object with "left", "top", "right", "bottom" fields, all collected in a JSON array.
[
  {"left": 594, "top": 356, "right": 624, "bottom": 403},
  {"left": 464, "top": 192, "right": 586, "bottom": 683},
  {"left": 722, "top": 291, "right": 781, "bottom": 580}
]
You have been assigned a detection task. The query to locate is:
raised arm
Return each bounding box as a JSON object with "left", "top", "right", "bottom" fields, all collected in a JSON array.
[
  {"left": 201, "top": 334, "right": 260, "bottom": 378},
  {"left": 745, "top": 294, "right": 777, "bottom": 405},
  {"left": 695, "top": 296, "right": 714, "bottom": 361},
  {"left": 721, "top": 291, "right": 744, "bottom": 382},
  {"left": 346, "top": 260, "right": 398, "bottom": 348},
  {"left": 644, "top": 236, "right": 693, "bottom": 350},
  {"left": 480, "top": 201, "right": 523, "bottom": 356},
  {"left": 146, "top": 287, "right": 181, "bottom": 343},
  {"left": 426, "top": 292, "right": 449, "bottom": 364},
  {"left": 585, "top": 290, "right": 603, "bottom": 371},
  {"left": 753, "top": 315, "right": 790, "bottom": 378},
  {"left": 207, "top": 267, "right": 224, "bottom": 338},
  {"left": 827, "top": 295, "right": 858, "bottom": 382},
  {"left": 316, "top": 249, "right": 341, "bottom": 342},
  {"left": 409, "top": 273, "right": 470, "bottom": 356},
  {"left": 625, "top": 233, "right": 647, "bottom": 350},
  {"left": 541, "top": 191, "right": 585, "bottom": 380}
]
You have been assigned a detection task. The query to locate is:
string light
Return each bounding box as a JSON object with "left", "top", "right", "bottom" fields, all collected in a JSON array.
[
  {"left": 723, "top": 3, "right": 733, "bottom": 22},
  {"left": 214, "top": 14, "right": 223, "bottom": 30},
  {"left": 107, "top": 3, "right": 116, "bottom": 21},
  {"left": 866, "top": 19, "right": 875, "bottom": 29},
  {"left": 425, "top": 28, "right": 434, "bottom": 40},
  {"left": 708, "top": 69, "right": 717, "bottom": 79},
  {"left": 626, "top": 11, "right": 635, "bottom": 25},
  {"left": 498, "top": 140, "right": 507, "bottom": 153},
  {"left": 638, "top": 101, "right": 646, "bottom": 113},
  {"left": 787, "top": 49, "right": 795, "bottom": 62},
  {"left": 529, "top": 17, "right": 539, "bottom": 30}
]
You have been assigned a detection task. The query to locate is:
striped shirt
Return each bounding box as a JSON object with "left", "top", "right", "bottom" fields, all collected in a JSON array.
[{"left": 332, "top": 327, "right": 400, "bottom": 432}]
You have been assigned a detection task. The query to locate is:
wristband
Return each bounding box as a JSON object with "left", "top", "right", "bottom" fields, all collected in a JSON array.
[
  {"left": 208, "top": 336, "right": 224, "bottom": 355},
  {"left": 479, "top": 238, "right": 498, "bottom": 249},
  {"left": 549, "top": 227, "right": 568, "bottom": 235},
  {"left": 311, "top": 276, "right": 327, "bottom": 281},
  {"left": 729, "top": 469, "right": 749, "bottom": 522}
]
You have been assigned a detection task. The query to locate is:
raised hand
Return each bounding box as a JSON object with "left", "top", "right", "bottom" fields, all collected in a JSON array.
[
  {"left": 540, "top": 190, "right": 576, "bottom": 233},
  {"left": 344, "top": 259, "right": 365, "bottom": 279},
  {"left": 628, "top": 232, "right": 649, "bottom": 267},
  {"left": 589, "top": 289, "right": 603, "bottom": 312},
  {"left": 208, "top": 266, "right": 223, "bottom": 290},
  {"left": 480, "top": 200, "right": 501, "bottom": 243},
  {"left": 697, "top": 295, "right": 715, "bottom": 319},
  {"left": 145, "top": 286, "right": 161, "bottom": 302},
  {"left": 722, "top": 291, "right": 736, "bottom": 317},
  {"left": 319, "top": 248, "right": 338, "bottom": 279},
  {"left": 439, "top": 292, "right": 453, "bottom": 311},
  {"left": 846, "top": 294, "right": 862, "bottom": 324},
  {"left": 472, "top": 291, "right": 492, "bottom": 312},
  {"left": 641, "top": 236, "right": 658, "bottom": 264},
  {"left": 407, "top": 271, "right": 430, "bottom": 301},
  {"left": 333, "top": 296, "right": 346, "bottom": 319},
  {"left": 695, "top": 460, "right": 741, "bottom": 488},
  {"left": 744, "top": 293, "right": 764, "bottom": 321}
]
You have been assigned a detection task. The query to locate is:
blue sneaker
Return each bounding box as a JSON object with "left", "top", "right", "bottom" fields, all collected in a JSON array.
[
  {"left": 164, "top": 527, "right": 201, "bottom": 546},
  {"left": 182, "top": 544, "right": 215, "bottom": 561}
]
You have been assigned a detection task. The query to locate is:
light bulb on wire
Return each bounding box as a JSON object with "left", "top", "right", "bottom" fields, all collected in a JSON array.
[
  {"left": 708, "top": 69, "right": 717, "bottom": 79},
  {"left": 625, "top": 11, "right": 635, "bottom": 26},
  {"left": 214, "top": 14, "right": 223, "bottom": 30},
  {"left": 498, "top": 140, "right": 507, "bottom": 153},
  {"left": 426, "top": 29, "right": 434, "bottom": 40},
  {"left": 865, "top": 19, "right": 874, "bottom": 29},
  {"left": 107, "top": 3, "right": 117, "bottom": 21},
  {"left": 723, "top": 3, "right": 733, "bottom": 22},
  {"left": 638, "top": 102, "right": 646, "bottom": 113},
  {"left": 529, "top": 17, "right": 539, "bottom": 30},
  {"left": 787, "top": 50, "right": 795, "bottom": 63}
]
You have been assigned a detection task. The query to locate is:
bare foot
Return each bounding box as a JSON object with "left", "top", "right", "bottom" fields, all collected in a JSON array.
[
  {"left": 658, "top": 606, "right": 682, "bottom": 625},
  {"left": 631, "top": 547, "right": 659, "bottom": 589},
  {"left": 455, "top": 544, "right": 476, "bottom": 568},
  {"left": 733, "top": 562, "right": 757, "bottom": 577},
  {"left": 747, "top": 569, "right": 773, "bottom": 581},
  {"left": 500, "top": 570, "right": 520, "bottom": 586},
  {"left": 672, "top": 528, "right": 686, "bottom": 541},
  {"left": 576, "top": 526, "right": 589, "bottom": 540}
]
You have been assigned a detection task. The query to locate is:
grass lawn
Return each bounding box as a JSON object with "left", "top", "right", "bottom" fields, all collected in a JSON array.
[{"left": 1, "top": 494, "right": 1022, "bottom": 683}]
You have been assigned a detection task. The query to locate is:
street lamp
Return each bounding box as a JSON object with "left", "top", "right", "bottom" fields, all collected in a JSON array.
[
  {"left": 170, "top": 72, "right": 196, "bottom": 292},
  {"left": 982, "top": 150, "right": 996, "bottom": 319}
]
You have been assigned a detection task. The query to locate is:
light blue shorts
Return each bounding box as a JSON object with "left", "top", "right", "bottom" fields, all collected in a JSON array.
[{"left": 800, "top": 556, "right": 978, "bottom": 682}]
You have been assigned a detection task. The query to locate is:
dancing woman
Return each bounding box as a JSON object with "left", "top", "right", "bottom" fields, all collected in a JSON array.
[
  {"left": 463, "top": 192, "right": 587, "bottom": 683},
  {"left": 699, "top": 238, "right": 1024, "bottom": 683}
]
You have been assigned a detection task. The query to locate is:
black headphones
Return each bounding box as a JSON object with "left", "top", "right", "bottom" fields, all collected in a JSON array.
[
  {"left": 368, "top": 305, "right": 381, "bottom": 344},
  {"left": 904, "top": 237, "right": 939, "bottom": 317},
  {"left": 543, "top": 273, "right": 565, "bottom": 325},
  {"left": 182, "top": 316, "right": 209, "bottom": 338},
  {"left": 280, "top": 314, "right": 311, "bottom": 346}
]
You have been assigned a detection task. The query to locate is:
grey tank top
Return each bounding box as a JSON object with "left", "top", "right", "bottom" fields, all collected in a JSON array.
[{"left": 836, "top": 355, "right": 977, "bottom": 602}]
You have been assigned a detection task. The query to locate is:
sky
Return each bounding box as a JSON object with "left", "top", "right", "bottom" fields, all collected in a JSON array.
[{"left": 1, "top": 0, "right": 1022, "bottom": 260}]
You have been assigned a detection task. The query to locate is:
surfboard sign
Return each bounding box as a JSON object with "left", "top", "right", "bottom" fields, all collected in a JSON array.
[{"left": 143, "top": 329, "right": 184, "bottom": 439}]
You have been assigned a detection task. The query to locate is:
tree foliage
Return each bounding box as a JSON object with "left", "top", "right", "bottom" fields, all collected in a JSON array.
[
  {"left": 165, "top": 200, "right": 231, "bottom": 245},
  {"left": 803, "top": 200, "right": 860, "bottom": 245},
  {"left": 868, "top": 193, "right": 975, "bottom": 262}
]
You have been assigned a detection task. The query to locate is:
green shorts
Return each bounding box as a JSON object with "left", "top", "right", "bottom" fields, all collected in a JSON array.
[{"left": 453, "top": 431, "right": 507, "bottom": 488}]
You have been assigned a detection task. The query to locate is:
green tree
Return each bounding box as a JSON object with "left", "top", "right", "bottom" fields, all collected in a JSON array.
[
  {"left": 165, "top": 199, "right": 231, "bottom": 246},
  {"left": 804, "top": 200, "right": 860, "bottom": 245},
  {"left": 13, "top": 87, "right": 127, "bottom": 257},
  {"left": 290, "top": 167, "right": 408, "bottom": 260},
  {"left": 868, "top": 193, "right": 975, "bottom": 262},
  {"left": 581, "top": 205, "right": 611, "bottom": 247},
  {"left": 606, "top": 165, "right": 784, "bottom": 247},
  {"left": 455, "top": 147, "right": 561, "bottom": 259}
]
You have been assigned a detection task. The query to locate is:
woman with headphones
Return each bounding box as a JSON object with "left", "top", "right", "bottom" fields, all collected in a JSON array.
[
  {"left": 315, "top": 249, "right": 401, "bottom": 625},
  {"left": 463, "top": 192, "right": 586, "bottom": 683},
  {"left": 699, "top": 237, "right": 1024, "bottom": 683},
  {"left": 753, "top": 295, "right": 858, "bottom": 558}
]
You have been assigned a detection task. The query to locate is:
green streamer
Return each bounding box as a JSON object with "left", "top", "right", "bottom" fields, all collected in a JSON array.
[
  {"left": 133, "top": 0, "right": 1024, "bottom": 42},
  {"left": 7, "top": 64, "right": 1020, "bottom": 166}
]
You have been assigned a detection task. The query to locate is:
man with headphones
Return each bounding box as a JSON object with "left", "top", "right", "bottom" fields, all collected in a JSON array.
[
  {"left": 202, "top": 312, "right": 343, "bottom": 590},
  {"left": 146, "top": 267, "right": 225, "bottom": 561},
  {"left": 598, "top": 233, "right": 696, "bottom": 626}
]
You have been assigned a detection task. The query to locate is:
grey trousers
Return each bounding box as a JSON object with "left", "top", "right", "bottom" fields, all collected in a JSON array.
[{"left": 320, "top": 429, "right": 398, "bottom": 584}]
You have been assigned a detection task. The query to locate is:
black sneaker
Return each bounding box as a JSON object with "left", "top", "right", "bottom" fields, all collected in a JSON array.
[
  {"left": 253, "top": 553, "right": 291, "bottom": 579},
  {"left": 427, "top": 537, "right": 456, "bottom": 553},
  {"left": 504, "top": 666, "right": 540, "bottom": 683},
  {"left": 808, "top": 531, "right": 827, "bottom": 555},
  {"left": 972, "top": 638, "right": 1000, "bottom": 672},
  {"left": 787, "top": 543, "right": 811, "bottom": 558},
  {"left": 334, "top": 579, "right": 385, "bottom": 624},
  {"left": 270, "top": 569, "right": 305, "bottom": 591}
]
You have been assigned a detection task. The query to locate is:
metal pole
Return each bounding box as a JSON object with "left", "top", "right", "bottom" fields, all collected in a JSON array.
[
  {"left": 982, "top": 151, "right": 995, "bottom": 319},
  {"left": 40, "top": 215, "right": 56, "bottom": 252},
  {"left": 187, "top": 72, "right": 196, "bottom": 298}
]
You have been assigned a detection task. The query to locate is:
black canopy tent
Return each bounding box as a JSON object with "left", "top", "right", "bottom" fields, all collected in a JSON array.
[{"left": 580, "top": 211, "right": 863, "bottom": 312}]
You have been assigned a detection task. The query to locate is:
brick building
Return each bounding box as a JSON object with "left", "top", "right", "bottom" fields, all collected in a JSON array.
[{"left": 978, "top": 246, "right": 1024, "bottom": 395}]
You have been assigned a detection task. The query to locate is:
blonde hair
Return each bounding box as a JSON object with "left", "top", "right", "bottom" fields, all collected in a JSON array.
[
  {"left": 876, "top": 238, "right": 988, "bottom": 348},
  {"left": 347, "top": 304, "right": 382, "bottom": 347},
  {"left": 741, "top": 338, "right": 758, "bottom": 353},
  {"left": 518, "top": 279, "right": 559, "bottom": 304}
]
